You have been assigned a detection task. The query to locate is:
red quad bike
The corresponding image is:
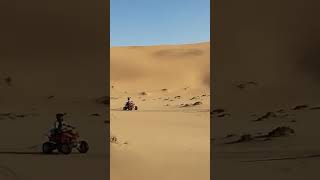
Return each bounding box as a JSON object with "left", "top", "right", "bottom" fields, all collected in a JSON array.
[
  {"left": 123, "top": 101, "right": 138, "bottom": 111},
  {"left": 42, "top": 127, "right": 89, "bottom": 155}
]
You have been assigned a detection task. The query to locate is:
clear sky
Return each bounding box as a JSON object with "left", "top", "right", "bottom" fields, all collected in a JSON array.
[{"left": 111, "top": 0, "right": 210, "bottom": 47}]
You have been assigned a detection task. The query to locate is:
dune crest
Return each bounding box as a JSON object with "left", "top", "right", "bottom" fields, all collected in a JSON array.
[{"left": 111, "top": 42, "right": 210, "bottom": 90}]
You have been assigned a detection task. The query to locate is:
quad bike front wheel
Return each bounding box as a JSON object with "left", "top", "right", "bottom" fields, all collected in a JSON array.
[
  {"left": 57, "top": 144, "right": 72, "bottom": 154},
  {"left": 134, "top": 106, "right": 138, "bottom": 110},
  {"left": 78, "top": 141, "right": 89, "bottom": 153},
  {"left": 42, "top": 142, "right": 55, "bottom": 154}
]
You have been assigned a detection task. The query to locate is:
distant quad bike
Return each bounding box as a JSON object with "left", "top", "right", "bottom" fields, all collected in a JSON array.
[
  {"left": 42, "top": 127, "right": 89, "bottom": 155},
  {"left": 123, "top": 101, "right": 138, "bottom": 111}
]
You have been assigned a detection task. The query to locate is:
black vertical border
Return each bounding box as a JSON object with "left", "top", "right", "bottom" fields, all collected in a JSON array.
[
  {"left": 210, "top": 0, "right": 214, "bottom": 179},
  {"left": 106, "top": 0, "right": 110, "bottom": 179}
]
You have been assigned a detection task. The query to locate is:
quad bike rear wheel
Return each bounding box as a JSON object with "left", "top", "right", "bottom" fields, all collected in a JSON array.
[
  {"left": 78, "top": 141, "right": 89, "bottom": 153},
  {"left": 58, "top": 144, "right": 72, "bottom": 154},
  {"left": 42, "top": 142, "right": 55, "bottom": 154}
]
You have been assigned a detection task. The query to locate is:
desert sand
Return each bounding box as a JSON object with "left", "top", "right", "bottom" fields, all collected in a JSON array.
[
  {"left": 110, "top": 42, "right": 210, "bottom": 180},
  {"left": 0, "top": 60, "right": 108, "bottom": 180},
  {"left": 213, "top": 1, "right": 320, "bottom": 179},
  {"left": 0, "top": 0, "right": 108, "bottom": 179}
]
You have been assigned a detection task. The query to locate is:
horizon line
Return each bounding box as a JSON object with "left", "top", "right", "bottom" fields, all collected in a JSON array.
[{"left": 110, "top": 40, "right": 210, "bottom": 48}]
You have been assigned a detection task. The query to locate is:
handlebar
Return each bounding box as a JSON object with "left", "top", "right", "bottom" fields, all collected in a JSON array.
[
  {"left": 62, "top": 123, "right": 75, "bottom": 129},
  {"left": 61, "top": 125, "right": 76, "bottom": 131}
]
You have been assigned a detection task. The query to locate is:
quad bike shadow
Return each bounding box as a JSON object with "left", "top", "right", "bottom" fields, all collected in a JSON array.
[{"left": 42, "top": 127, "right": 89, "bottom": 155}]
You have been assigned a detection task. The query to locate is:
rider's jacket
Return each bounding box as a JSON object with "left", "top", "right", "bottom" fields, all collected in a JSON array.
[{"left": 54, "top": 121, "right": 71, "bottom": 130}]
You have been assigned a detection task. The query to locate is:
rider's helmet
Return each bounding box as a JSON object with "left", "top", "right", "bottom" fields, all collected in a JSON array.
[
  {"left": 56, "top": 113, "right": 64, "bottom": 122},
  {"left": 127, "top": 97, "right": 131, "bottom": 101}
]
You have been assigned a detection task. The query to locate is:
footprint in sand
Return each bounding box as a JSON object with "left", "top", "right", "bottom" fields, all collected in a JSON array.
[
  {"left": 139, "top": 91, "right": 149, "bottom": 96},
  {"left": 190, "top": 96, "right": 200, "bottom": 100},
  {"left": 217, "top": 113, "right": 230, "bottom": 118},
  {"left": 193, "top": 101, "right": 203, "bottom": 106},
  {"left": 180, "top": 101, "right": 203, "bottom": 108},
  {"left": 211, "top": 108, "right": 225, "bottom": 114},
  {"left": 0, "top": 113, "right": 31, "bottom": 120},
  {"left": 225, "top": 134, "right": 254, "bottom": 144},
  {"left": 292, "top": 104, "right": 308, "bottom": 110},
  {"left": 309, "top": 106, "right": 320, "bottom": 110},
  {"left": 161, "top": 88, "right": 168, "bottom": 92},
  {"left": 47, "top": 95, "right": 55, "bottom": 99},
  {"left": 225, "top": 126, "right": 295, "bottom": 144},
  {"left": 90, "top": 113, "right": 100, "bottom": 117},
  {"left": 235, "top": 81, "right": 258, "bottom": 89}
]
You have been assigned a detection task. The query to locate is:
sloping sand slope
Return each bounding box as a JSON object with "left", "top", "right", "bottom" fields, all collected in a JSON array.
[
  {"left": 111, "top": 42, "right": 210, "bottom": 180},
  {"left": 111, "top": 42, "right": 210, "bottom": 90},
  {"left": 213, "top": 1, "right": 320, "bottom": 179}
]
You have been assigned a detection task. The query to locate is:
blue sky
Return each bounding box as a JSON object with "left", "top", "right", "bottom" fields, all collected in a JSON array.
[{"left": 111, "top": 0, "right": 210, "bottom": 47}]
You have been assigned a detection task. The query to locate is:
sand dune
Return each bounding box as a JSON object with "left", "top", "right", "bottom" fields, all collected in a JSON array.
[
  {"left": 213, "top": 1, "right": 320, "bottom": 179},
  {"left": 111, "top": 42, "right": 210, "bottom": 180},
  {"left": 0, "top": 56, "right": 108, "bottom": 180},
  {"left": 111, "top": 42, "right": 210, "bottom": 90}
]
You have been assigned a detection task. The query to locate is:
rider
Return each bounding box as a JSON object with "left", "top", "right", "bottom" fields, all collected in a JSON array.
[
  {"left": 52, "top": 113, "right": 74, "bottom": 135},
  {"left": 126, "top": 97, "right": 131, "bottom": 106}
]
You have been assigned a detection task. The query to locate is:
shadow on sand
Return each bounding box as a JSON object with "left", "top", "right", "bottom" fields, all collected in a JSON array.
[
  {"left": 0, "top": 151, "right": 56, "bottom": 155},
  {"left": 242, "top": 154, "right": 320, "bottom": 162},
  {"left": 0, "top": 151, "right": 81, "bottom": 155}
]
